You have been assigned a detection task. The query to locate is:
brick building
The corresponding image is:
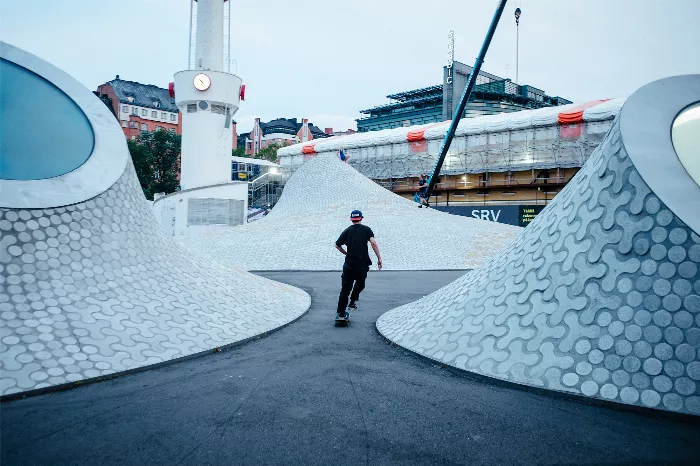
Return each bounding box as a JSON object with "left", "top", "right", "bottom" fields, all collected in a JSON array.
[{"left": 238, "top": 118, "right": 328, "bottom": 156}]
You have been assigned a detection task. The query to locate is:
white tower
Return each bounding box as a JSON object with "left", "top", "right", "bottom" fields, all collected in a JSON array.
[
  {"left": 153, "top": 0, "right": 248, "bottom": 238},
  {"left": 174, "top": 0, "right": 242, "bottom": 191}
]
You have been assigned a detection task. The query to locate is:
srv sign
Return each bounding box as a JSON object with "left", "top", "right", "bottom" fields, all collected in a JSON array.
[{"left": 470, "top": 209, "right": 501, "bottom": 222}]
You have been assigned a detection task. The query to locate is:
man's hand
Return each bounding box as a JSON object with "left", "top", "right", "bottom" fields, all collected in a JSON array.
[
  {"left": 336, "top": 245, "right": 347, "bottom": 255},
  {"left": 377, "top": 258, "right": 383, "bottom": 270}
]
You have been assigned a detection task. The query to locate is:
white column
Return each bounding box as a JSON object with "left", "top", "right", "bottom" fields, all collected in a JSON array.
[
  {"left": 175, "top": 0, "right": 241, "bottom": 191},
  {"left": 195, "top": 0, "right": 224, "bottom": 72}
]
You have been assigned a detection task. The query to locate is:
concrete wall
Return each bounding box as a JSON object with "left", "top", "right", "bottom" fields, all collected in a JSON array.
[{"left": 152, "top": 182, "right": 248, "bottom": 238}]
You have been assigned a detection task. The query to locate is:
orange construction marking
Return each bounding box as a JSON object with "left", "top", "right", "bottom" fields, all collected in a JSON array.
[{"left": 557, "top": 100, "right": 609, "bottom": 125}]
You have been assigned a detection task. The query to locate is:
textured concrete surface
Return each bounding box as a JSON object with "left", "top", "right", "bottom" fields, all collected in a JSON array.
[
  {"left": 378, "top": 81, "right": 700, "bottom": 416},
  {"left": 0, "top": 161, "right": 310, "bottom": 397},
  {"left": 0, "top": 44, "right": 310, "bottom": 397},
  {"left": 1, "top": 272, "right": 699, "bottom": 466},
  {"left": 185, "top": 153, "right": 521, "bottom": 271}
]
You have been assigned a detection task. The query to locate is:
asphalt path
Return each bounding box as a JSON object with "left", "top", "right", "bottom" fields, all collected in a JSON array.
[{"left": 1, "top": 271, "right": 699, "bottom": 466}]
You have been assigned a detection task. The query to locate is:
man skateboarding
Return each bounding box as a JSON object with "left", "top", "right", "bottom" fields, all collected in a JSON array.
[{"left": 334, "top": 210, "right": 382, "bottom": 323}]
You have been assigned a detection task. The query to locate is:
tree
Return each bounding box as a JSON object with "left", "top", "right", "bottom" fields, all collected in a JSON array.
[
  {"left": 256, "top": 143, "right": 282, "bottom": 162},
  {"left": 128, "top": 130, "right": 181, "bottom": 200},
  {"left": 232, "top": 146, "right": 248, "bottom": 158}
]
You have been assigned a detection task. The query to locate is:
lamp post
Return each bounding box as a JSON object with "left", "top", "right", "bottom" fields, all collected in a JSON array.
[{"left": 515, "top": 7, "right": 521, "bottom": 84}]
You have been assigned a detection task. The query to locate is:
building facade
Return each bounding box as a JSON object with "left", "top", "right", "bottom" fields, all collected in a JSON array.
[
  {"left": 96, "top": 76, "right": 181, "bottom": 138},
  {"left": 238, "top": 117, "right": 329, "bottom": 156},
  {"left": 357, "top": 61, "right": 572, "bottom": 132}
]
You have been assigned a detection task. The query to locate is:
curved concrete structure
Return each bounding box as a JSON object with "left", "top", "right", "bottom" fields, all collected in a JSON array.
[
  {"left": 185, "top": 153, "right": 521, "bottom": 271},
  {"left": 377, "top": 75, "right": 700, "bottom": 416},
  {"left": 0, "top": 43, "right": 310, "bottom": 397}
]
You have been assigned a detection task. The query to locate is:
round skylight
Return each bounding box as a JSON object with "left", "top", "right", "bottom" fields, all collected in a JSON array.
[
  {"left": 672, "top": 102, "right": 700, "bottom": 188},
  {"left": 0, "top": 57, "right": 94, "bottom": 180}
]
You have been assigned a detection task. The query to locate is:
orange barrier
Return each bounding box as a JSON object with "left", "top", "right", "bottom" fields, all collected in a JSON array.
[
  {"left": 301, "top": 143, "right": 317, "bottom": 154},
  {"left": 406, "top": 121, "right": 449, "bottom": 142},
  {"left": 557, "top": 100, "right": 609, "bottom": 125}
]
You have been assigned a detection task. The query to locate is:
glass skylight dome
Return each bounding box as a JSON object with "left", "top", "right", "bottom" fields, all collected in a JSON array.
[{"left": 0, "top": 58, "right": 94, "bottom": 180}]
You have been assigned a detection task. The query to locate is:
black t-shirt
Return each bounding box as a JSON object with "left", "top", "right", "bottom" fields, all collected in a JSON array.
[
  {"left": 336, "top": 224, "right": 374, "bottom": 269},
  {"left": 418, "top": 178, "right": 427, "bottom": 195}
]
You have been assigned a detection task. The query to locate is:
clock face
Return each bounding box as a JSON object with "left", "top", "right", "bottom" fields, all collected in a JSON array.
[{"left": 193, "top": 73, "right": 211, "bottom": 91}]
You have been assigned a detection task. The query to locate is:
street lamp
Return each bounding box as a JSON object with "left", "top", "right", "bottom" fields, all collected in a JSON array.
[{"left": 515, "top": 7, "right": 521, "bottom": 84}]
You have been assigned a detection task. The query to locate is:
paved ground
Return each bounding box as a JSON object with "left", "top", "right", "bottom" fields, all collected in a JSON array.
[{"left": 1, "top": 271, "right": 699, "bottom": 466}]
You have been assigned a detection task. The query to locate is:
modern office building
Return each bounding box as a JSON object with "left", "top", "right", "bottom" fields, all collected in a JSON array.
[{"left": 357, "top": 61, "right": 572, "bottom": 132}]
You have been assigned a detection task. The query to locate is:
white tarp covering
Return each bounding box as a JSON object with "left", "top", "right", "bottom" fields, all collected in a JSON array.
[{"left": 278, "top": 100, "right": 625, "bottom": 180}]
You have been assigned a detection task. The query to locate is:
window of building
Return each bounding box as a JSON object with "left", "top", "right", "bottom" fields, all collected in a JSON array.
[
  {"left": 156, "top": 126, "right": 163, "bottom": 131},
  {"left": 187, "top": 104, "right": 197, "bottom": 113},
  {"left": 151, "top": 111, "right": 157, "bottom": 117},
  {"left": 121, "top": 121, "right": 127, "bottom": 128},
  {"left": 211, "top": 104, "right": 226, "bottom": 115},
  {"left": 122, "top": 105, "right": 128, "bottom": 112},
  {"left": 141, "top": 123, "right": 148, "bottom": 131},
  {"left": 161, "top": 112, "right": 166, "bottom": 119},
  {"left": 141, "top": 109, "right": 147, "bottom": 116},
  {"left": 129, "top": 121, "right": 138, "bottom": 128},
  {"left": 131, "top": 107, "right": 138, "bottom": 115},
  {"left": 170, "top": 114, "right": 176, "bottom": 121},
  {"left": 168, "top": 128, "right": 175, "bottom": 133},
  {"left": 480, "top": 172, "right": 490, "bottom": 186}
]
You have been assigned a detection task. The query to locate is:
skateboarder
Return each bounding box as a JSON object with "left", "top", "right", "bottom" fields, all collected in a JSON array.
[{"left": 334, "top": 210, "right": 382, "bottom": 322}]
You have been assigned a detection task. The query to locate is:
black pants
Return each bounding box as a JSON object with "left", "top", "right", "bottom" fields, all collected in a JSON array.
[{"left": 337, "top": 263, "right": 367, "bottom": 314}]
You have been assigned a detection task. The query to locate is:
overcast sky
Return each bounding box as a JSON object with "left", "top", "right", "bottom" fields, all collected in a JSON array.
[{"left": 2, "top": 0, "right": 699, "bottom": 132}]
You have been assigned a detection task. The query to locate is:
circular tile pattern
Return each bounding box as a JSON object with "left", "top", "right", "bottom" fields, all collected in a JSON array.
[
  {"left": 377, "top": 116, "right": 700, "bottom": 416},
  {"left": 0, "top": 161, "right": 311, "bottom": 396}
]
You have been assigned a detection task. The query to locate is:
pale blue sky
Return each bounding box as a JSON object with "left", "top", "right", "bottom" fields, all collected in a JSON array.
[{"left": 2, "top": 0, "right": 699, "bottom": 132}]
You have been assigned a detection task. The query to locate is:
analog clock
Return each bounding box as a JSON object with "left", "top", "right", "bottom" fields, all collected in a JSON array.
[{"left": 193, "top": 73, "right": 211, "bottom": 91}]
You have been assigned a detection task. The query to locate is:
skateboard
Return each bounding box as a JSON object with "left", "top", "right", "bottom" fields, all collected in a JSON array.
[{"left": 335, "top": 314, "right": 350, "bottom": 326}]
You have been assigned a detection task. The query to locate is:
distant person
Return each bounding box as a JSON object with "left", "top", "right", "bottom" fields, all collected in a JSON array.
[
  {"left": 334, "top": 210, "right": 382, "bottom": 322},
  {"left": 339, "top": 147, "right": 350, "bottom": 163},
  {"left": 416, "top": 174, "right": 429, "bottom": 208}
]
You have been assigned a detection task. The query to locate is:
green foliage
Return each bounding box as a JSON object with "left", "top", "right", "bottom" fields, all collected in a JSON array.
[
  {"left": 232, "top": 146, "right": 248, "bottom": 158},
  {"left": 256, "top": 143, "right": 282, "bottom": 162},
  {"left": 127, "top": 130, "right": 181, "bottom": 200}
]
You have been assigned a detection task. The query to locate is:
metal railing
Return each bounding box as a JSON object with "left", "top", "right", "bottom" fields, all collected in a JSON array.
[{"left": 378, "top": 173, "right": 574, "bottom": 193}]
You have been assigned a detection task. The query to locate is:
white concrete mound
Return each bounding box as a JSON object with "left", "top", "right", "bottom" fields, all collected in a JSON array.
[
  {"left": 185, "top": 153, "right": 522, "bottom": 271},
  {"left": 0, "top": 42, "right": 310, "bottom": 397},
  {"left": 377, "top": 76, "right": 700, "bottom": 416}
]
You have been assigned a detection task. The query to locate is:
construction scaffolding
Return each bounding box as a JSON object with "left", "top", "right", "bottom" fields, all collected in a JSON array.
[{"left": 278, "top": 102, "right": 621, "bottom": 186}]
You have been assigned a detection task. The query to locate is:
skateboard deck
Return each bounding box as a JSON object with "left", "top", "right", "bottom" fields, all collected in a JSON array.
[{"left": 334, "top": 316, "right": 350, "bottom": 326}]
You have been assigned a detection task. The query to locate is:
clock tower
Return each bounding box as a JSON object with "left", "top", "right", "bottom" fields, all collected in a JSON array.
[
  {"left": 173, "top": 0, "right": 243, "bottom": 191},
  {"left": 153, "top": 0, "right": 248, "bottom": 239}
]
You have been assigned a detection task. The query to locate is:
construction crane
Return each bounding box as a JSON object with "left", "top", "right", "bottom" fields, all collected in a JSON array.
[{"left": 424, "top": 0, "right": 509, "bottom": 201}]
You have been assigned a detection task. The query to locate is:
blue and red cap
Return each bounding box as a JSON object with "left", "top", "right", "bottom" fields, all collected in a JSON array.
[{"left": 350, "top": 210, "right": 363, "bottom": 222}]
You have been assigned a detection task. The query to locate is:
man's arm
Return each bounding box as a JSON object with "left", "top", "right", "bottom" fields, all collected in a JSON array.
[
  {"left": 335, "top": 229, "right": 347, "bottom": 255},
  {"left": 369, "top": 237, "right": 382, "bottom": 270}
]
